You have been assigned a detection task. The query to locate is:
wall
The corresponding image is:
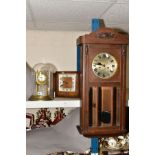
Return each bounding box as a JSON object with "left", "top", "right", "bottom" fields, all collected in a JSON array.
[{"left": 26, "top": 30, "right": 89, "bottom": 70}]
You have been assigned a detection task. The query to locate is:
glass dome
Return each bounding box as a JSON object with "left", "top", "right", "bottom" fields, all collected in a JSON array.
[{"left": 29, "top": 63, "right": 57, "bottom": 101}]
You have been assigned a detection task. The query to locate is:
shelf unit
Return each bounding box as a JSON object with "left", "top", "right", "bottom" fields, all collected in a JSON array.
[{"left": 26, "top": 98, "right": 81, "bottom": 108}]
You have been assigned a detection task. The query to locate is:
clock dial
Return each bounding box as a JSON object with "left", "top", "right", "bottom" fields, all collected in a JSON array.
[
  {"left": 60, "top": 77, "right": 73, "bottom": 88},
  {"left": 36, "top": 72, "right": 47, "bottom": 85},
  {"left": 92, "top": 52, "right": 118, "bottom": 79},
  {"left": 58, "top": 74, "right": 76, "bottom": 92},
  {"left": 55, "top": 71, "right": 80, "bottom": 98}
]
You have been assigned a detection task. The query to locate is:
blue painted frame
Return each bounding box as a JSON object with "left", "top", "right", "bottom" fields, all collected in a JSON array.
[{"left": 76, "top": 18, "right": 104, "bottom": 154}]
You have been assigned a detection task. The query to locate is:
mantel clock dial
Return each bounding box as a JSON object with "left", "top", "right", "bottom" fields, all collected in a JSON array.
[
  {"left": 54, "top": 71, "right": 80, "bottom": 98},
  {"left": 92, "top": 52, "right": 118, "bottom": 79},
  {"left": 58, "top": 74, "right": 76, "bottom": 92},
  {"left": 36, "top": 71, "right": 48, "bottom": 85}
]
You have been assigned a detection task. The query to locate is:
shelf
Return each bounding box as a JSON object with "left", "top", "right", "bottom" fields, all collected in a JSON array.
[{"left": 26, "top": 98, "right": 81, "bottom": 108}]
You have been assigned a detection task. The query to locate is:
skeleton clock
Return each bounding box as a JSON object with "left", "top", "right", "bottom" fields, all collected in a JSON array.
[{"left": 77, "top": 27, "right": 128, "bottom": 137}]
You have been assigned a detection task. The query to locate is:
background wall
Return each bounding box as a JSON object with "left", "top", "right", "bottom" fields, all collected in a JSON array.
[{"left": 26, "top": 30, "right": 89, "bottom": 70}]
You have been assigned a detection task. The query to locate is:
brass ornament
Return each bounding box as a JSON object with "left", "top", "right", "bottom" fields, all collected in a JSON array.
[{"left": 99, "top": 133, "right": 129, "bottom": 151}]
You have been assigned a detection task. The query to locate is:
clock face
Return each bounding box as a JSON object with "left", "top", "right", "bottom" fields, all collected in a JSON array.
[
  {"left": 58, "top": 74, "right": 76, "bottom": 92},
  {"left": 92, "top": 52, "right": 118, "bottom": 79},
  {"left": 55, "top": 71, "right": 80, "bottom": 98},
  {"left": 36, "top": 72, "right": 48, "bottom": 85}
]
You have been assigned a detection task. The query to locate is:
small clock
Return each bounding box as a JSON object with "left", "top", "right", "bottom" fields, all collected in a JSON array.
[
  {"left": 92, "top": 52, "right": 118, "bottom": 79},
  {"left": 29, "top": 63, "right": 56, "bottom": 101},
  {"left": 54, "top": 71, "right": 80, "bottom": 98},
  {"left": 36, "top": 71, "right": 48, "bottom": 85}
]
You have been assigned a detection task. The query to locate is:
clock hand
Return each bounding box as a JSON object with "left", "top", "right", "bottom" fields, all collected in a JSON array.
[
  {"left": 96, "top": 62, "right": 102, "bottom": 65},
  {"left": 96, "top": 62, "right": 106, "bottom": 67},
  {"left": 60, "top": 81, "right": 68, "bottom": 86},
  {"left": 63, "top": 81, "right": 68, "bottom": 84}
]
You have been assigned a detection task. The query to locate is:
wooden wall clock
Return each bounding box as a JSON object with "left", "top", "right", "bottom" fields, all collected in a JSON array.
[
  {"left": 54, "top": 71, "right": 80, "bottom": 98},
  {"left": 77, "top": 27, "right": 128, "bottom": 137}
]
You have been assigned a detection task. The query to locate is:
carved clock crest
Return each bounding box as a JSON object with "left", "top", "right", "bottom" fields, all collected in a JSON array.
[{"left": 77, "top": 27, "right": 128, "bottom": 137}]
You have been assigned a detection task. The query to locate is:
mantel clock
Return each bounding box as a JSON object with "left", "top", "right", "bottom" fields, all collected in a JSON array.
[
  {"left": 77, "top": 27, "right": 128, "bottom": 137},
  {"left": 54, "top": 71, "right": 80, "bottom": 98},
  {"left": 29, "top": 63, "right": 56, "bottom": 101}
]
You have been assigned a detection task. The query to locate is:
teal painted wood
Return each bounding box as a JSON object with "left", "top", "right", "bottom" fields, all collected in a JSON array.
[
  {"left": 91, "top": 137, "right": 99, "bottom": 153},
  {"left": 92, "top": 18, "right": 103, "bottom": 32},
  {"left": 77, "top": 46, "right": 80, "bottom": 71},
  {"left": 91, "top": 18, "right": 103, "bottom": 154},
  {"left": 76, "top": 18, "right": 104, "bottom": 153}
]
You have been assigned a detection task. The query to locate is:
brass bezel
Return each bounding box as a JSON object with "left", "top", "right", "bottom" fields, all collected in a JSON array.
[
  {"left": 92, "top": 52, "right": 118, "bottom": 79},
  {"left": 36, "top": 71, "right": 48, "bottom": 85}
]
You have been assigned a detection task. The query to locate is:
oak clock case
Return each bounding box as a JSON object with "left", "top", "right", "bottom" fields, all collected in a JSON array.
[
  {"left": 54, "top": 71, "right": 80, "bottom": 98},
  {"left": 77, "top": 27, "right": 128, "bottom": 137}
]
